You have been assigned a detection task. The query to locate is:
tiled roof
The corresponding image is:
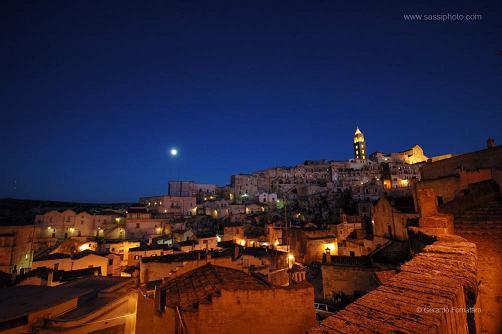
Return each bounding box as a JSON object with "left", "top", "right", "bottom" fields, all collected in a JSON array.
[{"left": 161, "top": 264, "right": 271, "bottom": 309}]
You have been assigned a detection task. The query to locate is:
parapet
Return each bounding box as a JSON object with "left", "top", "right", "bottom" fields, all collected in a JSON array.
[{"left": 309, "top": 228, "right": 478, "bottom": 334}]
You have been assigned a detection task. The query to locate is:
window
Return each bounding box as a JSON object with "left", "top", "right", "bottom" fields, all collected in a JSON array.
[
  {"left": 108, "top": 258, "right": 113, "bottom": 265},
  {"left": 54, "top": 263, "right": 59, "bottom": 271},
  {"left": 136, "top": 223, "right": 140, "bottom": 229}
]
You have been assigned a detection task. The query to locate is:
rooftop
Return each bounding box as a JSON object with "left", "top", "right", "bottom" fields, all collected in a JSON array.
[
  {"left": 0, "top": 285, "right": 91, "bottom": 323},
  {"left": 242, "top": 247, "right": 287, "bottom": 258},
  {"left": 34, "top": 249, "right": 103, "bottom": 261},
  {"left": 160, "top": 264, "right": 272, "bottom": 309},
  {"left": 53, "top": 276, "right": 132, "bottom": 321},
  {"left": 129, "top": 243, "right": 173, "bottom": 252},
  {"left": 142, "top": 250, "right": 206, "bottom": 263},
  {"left": 142, "top": 248, "right": 233, "bottom": 263},
  {"left": 126, "top": 207, "right": 149, "bottom": 214}
]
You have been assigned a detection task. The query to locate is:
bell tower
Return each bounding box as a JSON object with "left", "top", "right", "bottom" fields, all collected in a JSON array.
[{"left": 354, "top": 127, "right": 366, "bottom": 160}]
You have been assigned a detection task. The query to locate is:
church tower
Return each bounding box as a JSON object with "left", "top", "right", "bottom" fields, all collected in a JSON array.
[{"left": 354, "top": 127, "right": 366, "bottom": 160}]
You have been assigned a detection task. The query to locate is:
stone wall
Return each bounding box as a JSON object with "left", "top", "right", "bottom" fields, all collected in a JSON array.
[
  {"left": 420, "top": 145, "right": 502, "bottom": 181},
  {"left": 321, "top": 265, "right": 378, "bottom": 297},
  {"left": 309, "top": 231, "right": 478, "bottom": 334},
  {"left": 0, "top": 225, "right": 37, "bottom": 274},
  {"left": 456, "top": 227, "right": 502, "bottom": 334},
  {"left": 289, "top": 230, "right": 337, "bottom": 264},
  {"left": 440, "top": 180, "right": 500, "bottom": 215},
  {"left": 137, "top": 284, "right": 316, "bottom": 334},
  {"left": 415, "top": 175, "right": 460, "bottom": 205}
]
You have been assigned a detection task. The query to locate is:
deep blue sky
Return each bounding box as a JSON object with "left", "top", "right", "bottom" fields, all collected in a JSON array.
[{"left": 1, "top": 0, "right": 501, "bottom": 202}]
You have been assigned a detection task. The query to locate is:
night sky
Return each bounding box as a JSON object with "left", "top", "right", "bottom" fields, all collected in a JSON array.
[{"left": 1, "top": 0, "right": 501, "bottom": 202}]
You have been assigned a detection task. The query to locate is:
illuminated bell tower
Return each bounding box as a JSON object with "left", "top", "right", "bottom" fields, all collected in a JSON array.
[{"left": 353, "top": 127, "right": 366, "bottom": 160}]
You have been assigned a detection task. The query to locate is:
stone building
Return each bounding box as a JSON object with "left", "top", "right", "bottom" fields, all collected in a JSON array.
[
  {"left": 127, "top": 244, "right": 174, "bottom": 266},
  {"left": 0, "top": 225, "right": 37, "bottom": 275},
  {"left": 36, "top": 209, "right": 93, "bottom": 240},
  {"left": 31, "top": 250, "right": 120, "bottom": 276},
  {"left": 289, "top": 229, "right": 338, "bottom": 264},
  {"left": 35, "top": 209, "right": 123, "bottom": 241},
  {"left": 371, "top": 196, "right": 418, "bottom": 241},
  {"left": 230, "top": 174, "right": 258, "bottom": 203},
  {"left": 370, "top": 144, "right": 428, "bottom": 164},
  {"left": 168, "top": 181, "right": 217, "bottom": 202},
  {"left": 321, "top": 257, "right": 378, "bottom": 298},
  {"left": 416, "top": 143, "right": 502, "bottom": 207},
  {"left": 258, "top": 192, "right": 277, "bottom": 203},
  {"left": 124, "top": 207, "right": 170, "bottom": 240},
  {"left": 136, "top": 263, "right": 316, "bottom": 334},
  {"left": 139, "top": 246, "right": 289, "bottom": 285},
  {"left": 140, "top": 195, "right": 197, "bottom": 216},
  {"left": 100, "top": 240, "right": 141, "bottom": 266}
]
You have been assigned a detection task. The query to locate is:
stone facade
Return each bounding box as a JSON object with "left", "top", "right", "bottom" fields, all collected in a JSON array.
[
  {"left": 136, "top": 264, "right": 316, "bottom": 334},
  {"left": 372, "top": 196, "right": 418, "bottom": 241},
  {"left": 321, "top": 264, "right": 378, "bottom": 297},
  {"left": 0, "top": 225, "right": 37, "bottom": 274},
  {"left": 289, "top": 230, "right": 337, "bottom": 264}
]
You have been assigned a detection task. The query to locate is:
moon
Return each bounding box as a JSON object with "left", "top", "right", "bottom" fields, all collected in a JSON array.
[{"left": 170, "top": 148, "right": 178, "bottom": 156}]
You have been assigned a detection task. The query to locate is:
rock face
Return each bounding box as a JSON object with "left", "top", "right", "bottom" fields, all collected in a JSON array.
[{"left": 309, "top": 230, "right": 478, "bottom": 334}]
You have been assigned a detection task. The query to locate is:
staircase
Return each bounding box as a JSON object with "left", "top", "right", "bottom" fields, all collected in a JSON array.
[
  {"left": 454, "top": 201, "right": 502, "bottom": 234},
  {"left": 452, "top": 200, "right": 502, "bottom": 334}
]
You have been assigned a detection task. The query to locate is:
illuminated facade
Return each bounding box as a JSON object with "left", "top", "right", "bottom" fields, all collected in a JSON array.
[{"left": 353, "top": 127, "right": 366, "bottom": 160}]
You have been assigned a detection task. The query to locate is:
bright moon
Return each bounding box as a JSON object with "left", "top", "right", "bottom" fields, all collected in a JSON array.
[{"left": 170, "top": 148, "right": 178, "bottom": 156}]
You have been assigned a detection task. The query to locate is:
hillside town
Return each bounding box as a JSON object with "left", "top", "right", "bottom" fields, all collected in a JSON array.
[{"left": 1, "top": 128, "right": 501, "bottom": 333}]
